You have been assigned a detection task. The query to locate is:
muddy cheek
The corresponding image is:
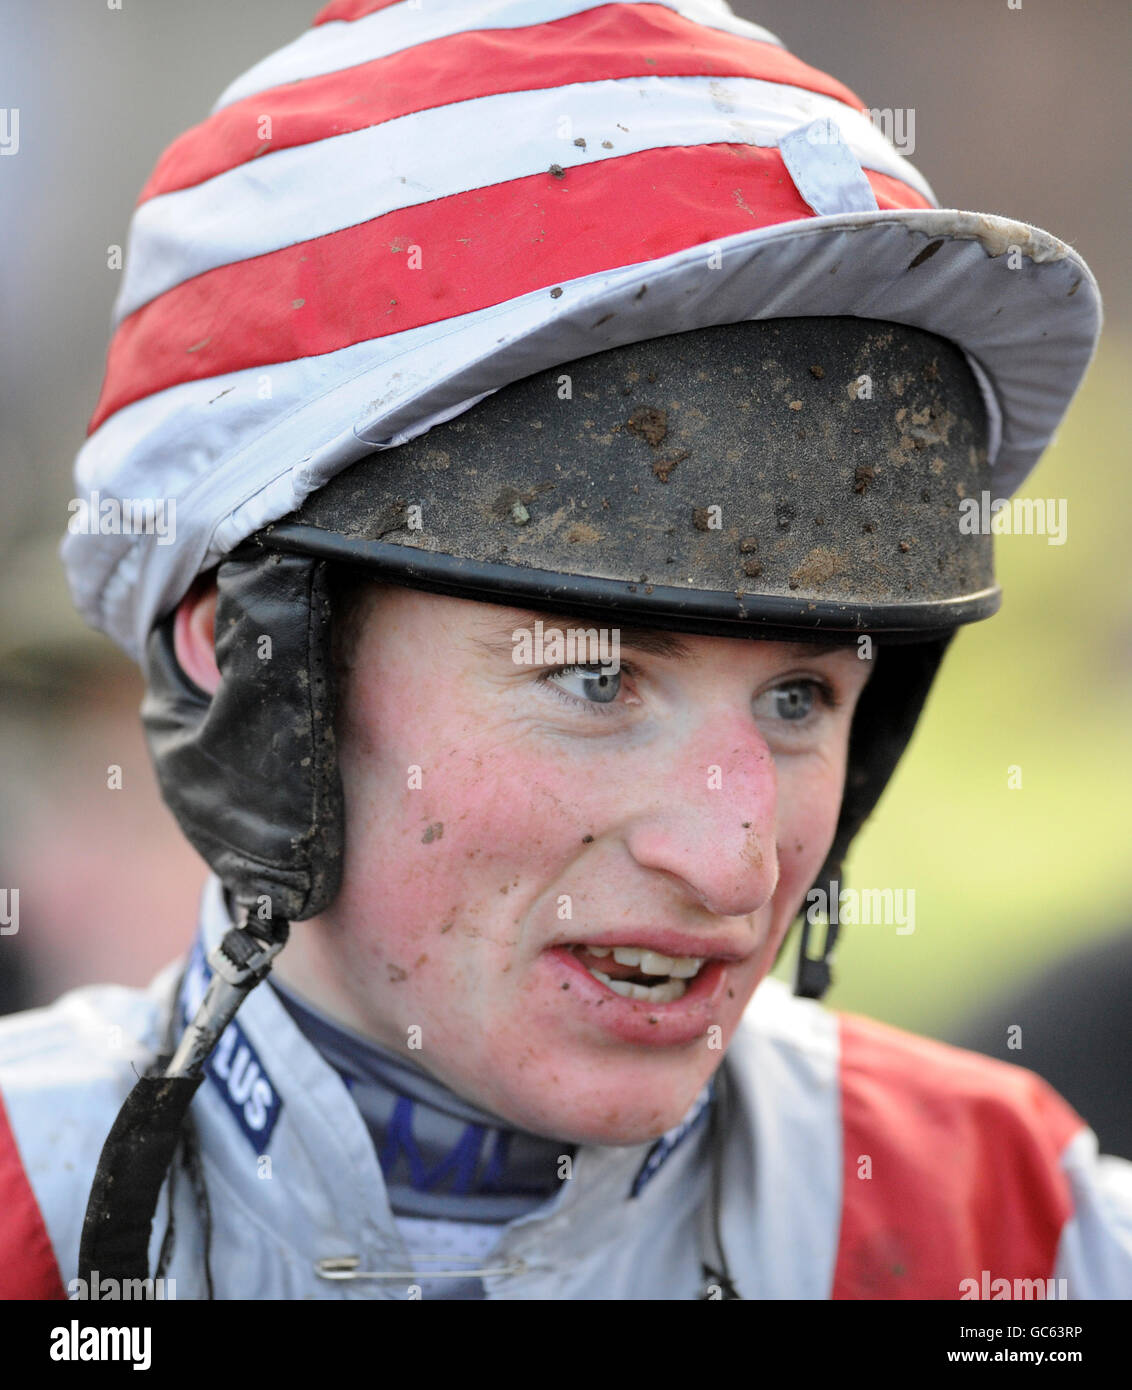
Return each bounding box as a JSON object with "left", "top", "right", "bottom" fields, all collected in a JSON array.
[{"left": 339, "top": 741, "right": 589, "bottom": 1001}]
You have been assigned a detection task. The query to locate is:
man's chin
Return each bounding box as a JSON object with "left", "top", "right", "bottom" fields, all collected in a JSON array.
[{"left": 462, "top": 1066, "right": 719, "bottom": 1149}]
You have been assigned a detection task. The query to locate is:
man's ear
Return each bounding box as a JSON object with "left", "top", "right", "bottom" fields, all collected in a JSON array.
[{"left": 173, "top": 574, "right": 221, "bottom": 695}]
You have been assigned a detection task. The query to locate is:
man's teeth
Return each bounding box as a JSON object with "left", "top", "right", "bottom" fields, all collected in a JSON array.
[
  {"left": 608, "top": 945, "right": 705, "bottom": 979},
  {"left": 576, "top": 944, "right": 708, "bottom": 1001},
  {"left": 589, "top": 970, "right": 688, "bottom": 1003}
]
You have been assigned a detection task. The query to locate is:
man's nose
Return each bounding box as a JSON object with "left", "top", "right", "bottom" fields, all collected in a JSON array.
[{"left": 621, "top": 712, "right": 780, "bottom": 918}]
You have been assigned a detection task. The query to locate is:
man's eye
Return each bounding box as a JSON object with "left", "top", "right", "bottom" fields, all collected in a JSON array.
[
  {"left": 755, "top": 679, "right": 826, "bottom": 723},
  {"left": 544, "top": 665, "right": 622, "bottom": 705}
]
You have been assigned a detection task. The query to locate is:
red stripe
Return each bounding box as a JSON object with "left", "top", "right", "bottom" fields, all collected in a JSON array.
[
  {"left": 0, "top": 1087, "right": 66, "bottom": 1299},
  {"left": 91, "top": 148, "right": 927, "bottom": 434},
  {"left": 142, "top": 6, "right": 862, "bottom": 201},
  {"left": 833, "top": 1014, "right": 1082, "bottom": 1300}
]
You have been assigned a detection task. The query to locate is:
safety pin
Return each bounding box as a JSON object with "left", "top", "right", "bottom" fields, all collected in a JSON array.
[{"left": 315, "top": 1254, "right": 527, "bottom": 1282}]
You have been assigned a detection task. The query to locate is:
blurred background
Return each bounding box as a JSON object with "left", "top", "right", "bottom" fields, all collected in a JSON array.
[{"left": 1, "top": 3, "right": 1128, "bottom": 1148}]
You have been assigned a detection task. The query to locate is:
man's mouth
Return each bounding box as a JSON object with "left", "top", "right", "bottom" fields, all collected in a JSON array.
[{"left": 567, "top": 944, "right": 707, "bottom": 1003}]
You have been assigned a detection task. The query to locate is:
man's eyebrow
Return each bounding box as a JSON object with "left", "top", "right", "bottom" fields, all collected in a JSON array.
[
  {"left": 779, "top": 640, "right": 857, "bottom": 658},
  {"left": 475, "top": 613, "right": 855, "bottom": 662}
]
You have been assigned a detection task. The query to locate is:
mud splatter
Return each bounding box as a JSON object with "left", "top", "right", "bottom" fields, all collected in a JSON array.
[
  {"left": 652, "top": 448, "right": 689, "bottom": 483},
  {"left": 789, "top": 546, "right": 847, "bottom": 588},
  {"left": 626, "top": 406, "right": 668, "bottom": 447},
  {"left": 907, "top": 239, "right": 944, "bottom": 270}
]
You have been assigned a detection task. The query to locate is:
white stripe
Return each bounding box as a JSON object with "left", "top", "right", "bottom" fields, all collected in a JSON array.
[
  {"left": 1054, "top": 1128, "right": 1132, "bottom": 1298},
  {"left": 67, "top": 211, "right": 1096, "bottom": 659},
  {"left": 67, "top": 299, "right": 531, "bottom": 655},
  {"left": 114, "top": 75, "right": 931, "bottom": 325},
  {"left": 213, "top": 0, "right": 784, "bottom": 111}
]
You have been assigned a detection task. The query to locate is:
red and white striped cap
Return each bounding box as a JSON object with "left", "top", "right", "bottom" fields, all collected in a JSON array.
[{"left": 65, "top": 0, "right": 1101, "bottom": 659}]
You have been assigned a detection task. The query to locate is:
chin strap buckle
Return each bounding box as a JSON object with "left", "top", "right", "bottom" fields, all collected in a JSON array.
[
  {"left": 209, "top": 920, "right": 288, "bottom": 985},
  {"left": 166, "top": 913, "right": 290, "bottom": 1079}
]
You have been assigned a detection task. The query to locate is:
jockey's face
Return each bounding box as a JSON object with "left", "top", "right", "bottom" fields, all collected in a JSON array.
[{"left": 266, "top": 586, "right": 873, "bottom": 1144}]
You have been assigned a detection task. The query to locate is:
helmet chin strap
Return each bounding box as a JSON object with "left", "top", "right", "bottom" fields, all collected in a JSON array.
[
  {"left": 78, "top": 907, "right": 290, "bottom": 1289},
  {"left": 794, "top": 912, "right": 839, "bottom": 1001}
]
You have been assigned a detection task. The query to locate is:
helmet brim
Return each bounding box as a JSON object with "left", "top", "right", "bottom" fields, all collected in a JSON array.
[{"left": 65, "top": 208, "right": 1099, "bottom": 660}]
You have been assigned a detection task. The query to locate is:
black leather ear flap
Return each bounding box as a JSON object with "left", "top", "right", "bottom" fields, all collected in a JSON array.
[{"left": 141, "top": 548, "right": 344, "bottom": 921}]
